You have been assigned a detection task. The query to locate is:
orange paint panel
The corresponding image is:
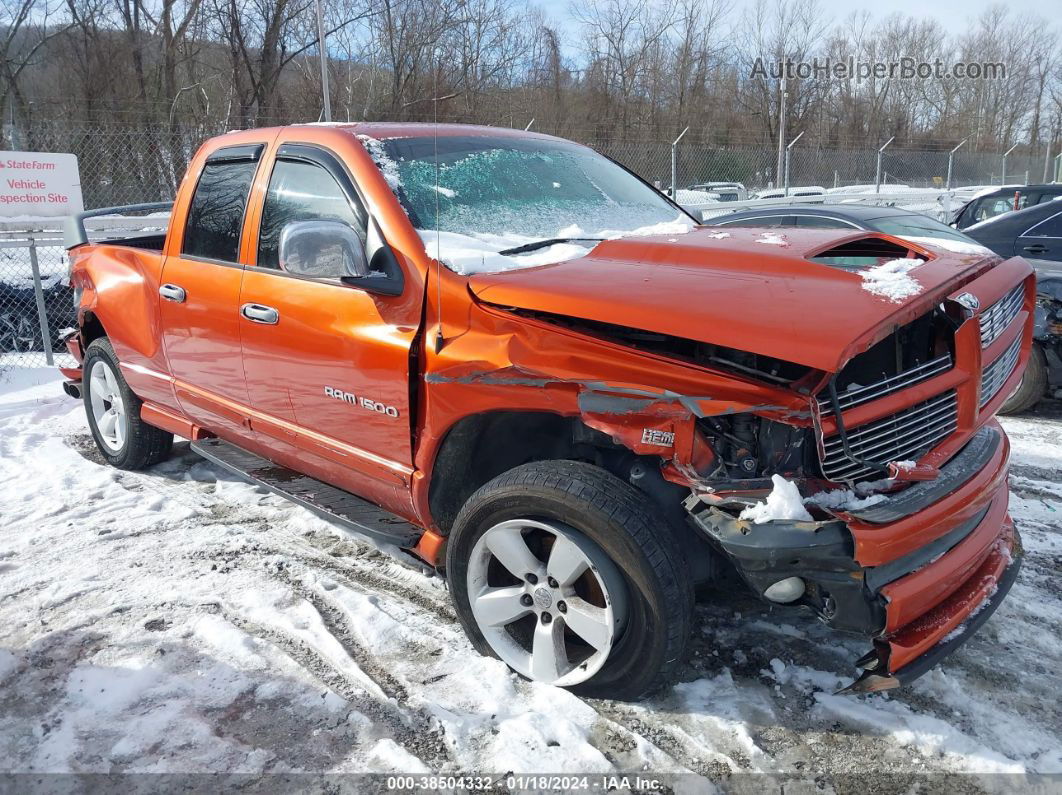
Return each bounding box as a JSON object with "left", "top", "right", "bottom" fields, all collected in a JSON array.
[
  {"left": 880, "top": 490, "right": 1010, "bottom": 633},
  {"left": 886, "top": 518, "right": 1016, "bottom": 673}
]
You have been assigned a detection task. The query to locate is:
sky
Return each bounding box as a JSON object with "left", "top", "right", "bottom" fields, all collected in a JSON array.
[{"left": 536, "top": 0, "right": 1046, "bottom": 52}]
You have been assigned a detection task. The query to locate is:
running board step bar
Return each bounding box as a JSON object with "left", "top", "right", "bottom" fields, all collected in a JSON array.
[{"left": 190, "top": 438, "right": 422, "bottom": 547}]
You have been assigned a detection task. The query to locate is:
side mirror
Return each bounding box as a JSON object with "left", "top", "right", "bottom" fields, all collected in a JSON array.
[{"left": 278, "top": 220, "right": 369, "bottom": 279}]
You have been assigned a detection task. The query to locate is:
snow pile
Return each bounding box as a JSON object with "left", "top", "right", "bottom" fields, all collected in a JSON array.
[
  {"left": 805, "top": 489, "right": 887, "bottom": 512},
  {"left": 705, "top": 231, "right": 731, "bottom": 239},
  {"left": 904, "top": 236, "right": 993, "bottom": 256},
  {"left": 419, "top": 216, "right": 694, "bottom": 276},
  {"left": 755, "top": 232, "right": 788, "bottom": 246},
  {"left": 739, "top": 475, "right": 813, "bottom": 523},
  {"left": 357, "top": 135, "right": 402, "bottom": 190},
  {"left": 861, "top": 258, "right": 924, "bottom": 302}
]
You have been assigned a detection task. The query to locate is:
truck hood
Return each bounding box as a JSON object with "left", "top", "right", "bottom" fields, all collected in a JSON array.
[{"left": 468, "top": 227, "right": 996, "bottom": 373}]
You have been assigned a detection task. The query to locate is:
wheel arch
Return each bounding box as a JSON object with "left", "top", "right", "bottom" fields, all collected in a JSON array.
[{"left": 425, "top": 409, "right": 717, "bottom": 583}]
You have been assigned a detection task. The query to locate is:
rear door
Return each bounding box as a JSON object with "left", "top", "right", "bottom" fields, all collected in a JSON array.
[
  {"left": 238, "top": 143, "right": 419, "bottom": 501},
  {"left": 159, "top": 143, "right": 265, "bottom": 436},
  {"left": 1016, "top": 208, "right": 1062, "bottom": 264}
]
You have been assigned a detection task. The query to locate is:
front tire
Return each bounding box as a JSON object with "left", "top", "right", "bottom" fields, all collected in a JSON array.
[
  {"left": 999, "top": 343, "right": 1047, "bottom": 415},
  {"left": 83, "top": 337, "right": 173, "bottom": 469},
  {"left": 446, "top": 460, "right": 694, "bottom": 700}
]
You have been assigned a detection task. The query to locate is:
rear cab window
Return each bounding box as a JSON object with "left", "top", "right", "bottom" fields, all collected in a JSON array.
[{"left": 182, "top": 144, "right": 264, "bottom": 263}]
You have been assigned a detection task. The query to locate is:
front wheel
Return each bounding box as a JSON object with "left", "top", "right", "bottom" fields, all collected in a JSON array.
[
  {"left": 83, "top": 337, "right": 173, "bottom": 469},
  {"left": 446, "top": 460, "right": 694, "bottom": 700}
]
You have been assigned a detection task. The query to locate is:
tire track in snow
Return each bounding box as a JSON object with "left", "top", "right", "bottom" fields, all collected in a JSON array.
[{"left": 212, "top": 604, "right": 453, "bottom": 768}]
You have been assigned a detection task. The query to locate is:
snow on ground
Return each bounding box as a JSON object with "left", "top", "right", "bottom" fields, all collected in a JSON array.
[{"left": 1, "top": 366, "right": 1061, "bottom": 781}]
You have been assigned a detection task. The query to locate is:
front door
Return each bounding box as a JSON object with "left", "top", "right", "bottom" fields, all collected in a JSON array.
[
  {"left": 159, "top": 143, "right": 265, "bottom": 437},
  {"left": 1016, "top": 208, "right": 1062, "bottom": 264},
  {"left": 238, "top": 144, "right": 420, "bottom": 506}
]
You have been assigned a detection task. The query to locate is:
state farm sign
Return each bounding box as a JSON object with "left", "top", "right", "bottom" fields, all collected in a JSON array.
[{"left": 0, "top": 152, "right": 84, "bottom": 218}]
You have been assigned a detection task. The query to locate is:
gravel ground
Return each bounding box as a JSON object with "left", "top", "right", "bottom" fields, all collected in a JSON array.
[{"left": 1, "top": 366, "right": 1060, "bottom": 788}]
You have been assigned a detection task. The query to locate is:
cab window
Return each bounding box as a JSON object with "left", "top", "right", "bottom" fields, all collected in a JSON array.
[
  {"left": 182, "top": 148, "right": 261, "bottom": 262},
  {"left": 258, "top": 159, "right": 365, "bottom": 272}
]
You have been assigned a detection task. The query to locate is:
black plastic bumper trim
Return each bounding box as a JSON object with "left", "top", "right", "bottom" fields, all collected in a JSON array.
[{"left": 844, "top": 425, "right": 1000, "bottom": 524}]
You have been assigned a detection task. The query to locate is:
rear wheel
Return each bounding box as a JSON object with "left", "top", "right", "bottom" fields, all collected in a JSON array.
[
  {"left": 83, "top": 338, "right": 173, "bottom": 469},
  {"left": 446, "top": 460, "right": 694, "bottom": 700},
  {"left": 999, "top": 343, "right": 1047, "bottom": 415}
]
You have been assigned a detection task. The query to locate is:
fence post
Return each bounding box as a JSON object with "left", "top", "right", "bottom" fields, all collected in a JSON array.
[
  {"left": 875, "top": 137, "right": 894, "bottom": 194},
  {"left": 28, "top": 238, "right": 54, "bottom": 367},
  {"left": 670, "top": 126, "right": 689, "bottom": 200},
  {"left": 946, "top": 139, "right": 967, "bottom": 190},
  {"left": 1001, "top": 143, "right": 1018, "bottom": 185},
  {"left": 784, "top": 131, "right": 803, "bottom": 197}
]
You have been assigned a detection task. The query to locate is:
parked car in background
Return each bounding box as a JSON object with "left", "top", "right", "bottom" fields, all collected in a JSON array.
[
  {"left": 703, "top": 204, "right": 985, "bottom": 251},
  {"left": 688, "top": 182, "right": 748, "bottom": 202},
  {"left": 965, "top": 200, "right": 1062, "bottom": 411},
  {"left": 951, "top": 184, "right": 1062, "bottom": 229},
  {"left": 753, "top": 186, "right": 827, "bottom": 201},
  {"left": 0, "top": 280, "right": 75, "bottom": 354}
]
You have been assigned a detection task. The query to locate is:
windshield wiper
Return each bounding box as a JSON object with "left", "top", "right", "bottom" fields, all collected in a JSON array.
[{"left": 498, "top": 237, "right": 603, "bottom": 256}]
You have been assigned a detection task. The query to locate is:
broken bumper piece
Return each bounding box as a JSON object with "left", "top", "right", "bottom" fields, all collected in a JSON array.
[{"left": 685, "top": 422, "right": 1020, "bottom": 694}]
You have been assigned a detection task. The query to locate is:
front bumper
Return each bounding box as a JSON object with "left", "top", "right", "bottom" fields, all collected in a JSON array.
[{"left": 687, "top": 421, "right": 1020, "bottom": 692}]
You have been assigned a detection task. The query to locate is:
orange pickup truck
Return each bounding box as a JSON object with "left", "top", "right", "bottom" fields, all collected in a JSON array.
[{"left": 61, "top": 123, "right": 1032, "bottom": 699}]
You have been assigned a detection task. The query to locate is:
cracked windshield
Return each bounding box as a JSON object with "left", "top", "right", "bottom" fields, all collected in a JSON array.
[{"left": 370, "top": 134, "right": 693, "bottom": 274}]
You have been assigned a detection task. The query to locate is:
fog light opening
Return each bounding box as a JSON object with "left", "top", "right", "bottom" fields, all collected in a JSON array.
[{"left": 764, "top": 576, "right": 806, "bottom": 603}]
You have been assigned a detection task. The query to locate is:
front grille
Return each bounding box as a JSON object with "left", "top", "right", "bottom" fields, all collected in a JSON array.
[
  {"left": 820, "top": 391, "right": 958, "bottom": 482},
  {"left": 980, "top": 284, "right": 1024, "bottom": 348},
  {"left": 980, "top": 336, "right": 1022, "bottom": 407},
  {"left": 818, "top": 353, "right": 952, "bottom": 415}
]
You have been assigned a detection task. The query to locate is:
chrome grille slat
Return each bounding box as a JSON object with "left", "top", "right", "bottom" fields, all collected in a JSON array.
[
  {"left": 980, "top": 336, "right": 1022, "bottom": 407},
  {"left": 823, "top": 411, "right": 958, "bottom": 460},
  {"left": 824, "top": 421, "right": 959, "bottom": 480},
  {"left": 822, "top": 392, "right": 956, "bottom": 447},
  {"left": 820, "top": 391, "right": 958, "bottom": 482},
  {"left": 979, "top": 284, "right": 1024, "bottom": 348},
  {"left": 818, "top": 353, "right": 952, "bottom": 414},
  {"left": 823, "top": 419, "right": 959, "bottom": 475}
]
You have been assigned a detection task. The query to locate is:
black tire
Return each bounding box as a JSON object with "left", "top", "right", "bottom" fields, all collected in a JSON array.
[
  {"left": 446, "top": 460, "right": 694, "bottom": 700},
  {"left": 998, "top": 343, "right": 1047, "bottom": 415},
  {"left": 82, "top": 337, "right": 173, "bottom": 469}
]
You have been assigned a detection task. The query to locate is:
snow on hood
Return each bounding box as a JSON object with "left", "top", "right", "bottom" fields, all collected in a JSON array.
[
  {"left": 861, "top": 258, "right": 925, "bottom": 303},
  {"left": 419, "top": 216, "right": 694, "bottom": 276}
]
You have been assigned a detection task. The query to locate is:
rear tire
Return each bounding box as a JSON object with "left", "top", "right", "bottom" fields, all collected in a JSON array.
[
  {"left": 999, "top": 343, "right": 1047, "bottom": 415},
  {"left": 83, "top": 337, "right": 173, "bottom": 470},
  {"left": 446, "top": 460, "right": 694, "bottom": 700}
]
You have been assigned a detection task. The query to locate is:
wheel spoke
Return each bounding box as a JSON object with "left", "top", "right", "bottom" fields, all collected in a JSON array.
[
  {"left": 486, "top": 527, "right": 541, "bottom": 580},
  {"left": 530, "top": 618, "right": 567, "bottom": 682},
  {"left": 103, "top": 365, "right": 119, "bottom": 397},
  {"left": 98, "top": 409, "right": 117, "bottom": 438},
  {"left": 472, "top": 585, "right": 531, "bottom": 627},
  {"left": 90, "top": 375, "right": 109, "bottom": 401},
  {"left": 546, "top": 535, "right": 589, "bottom": 587},
  {"left": 562, "top": 597, "right": 611, "bottom": 650}
]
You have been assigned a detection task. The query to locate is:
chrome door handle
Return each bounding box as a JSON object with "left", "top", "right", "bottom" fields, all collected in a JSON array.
[
  {"left": 1023, "top": 244, "right": 1048, "bottom": 254},
  {"left": 240, "top": 303, "right": 279, "bottom": 325},
  {"left": 159, "top": 283, "right": 186, "bottom": 303}
]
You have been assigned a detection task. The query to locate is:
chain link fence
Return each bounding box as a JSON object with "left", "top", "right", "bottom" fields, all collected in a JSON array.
[{"left": 1, "top": 123, "right": 1056, "bottom": 374}]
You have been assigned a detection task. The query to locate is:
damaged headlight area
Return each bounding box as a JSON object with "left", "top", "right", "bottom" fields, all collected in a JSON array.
[{"left": 683, "top": 493, "right": 886, "bottom": 635}]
